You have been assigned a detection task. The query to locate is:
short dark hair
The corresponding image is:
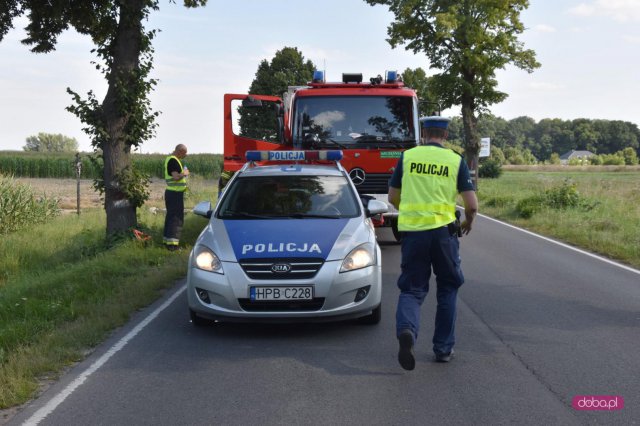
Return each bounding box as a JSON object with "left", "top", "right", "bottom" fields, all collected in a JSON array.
[{"left": 425, "top": 128, "right": 448, "bottom": 139}]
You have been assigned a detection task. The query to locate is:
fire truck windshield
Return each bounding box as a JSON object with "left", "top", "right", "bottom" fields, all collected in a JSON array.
[{"left": 293, "top": 96, "right": 418, "bottom": 149}]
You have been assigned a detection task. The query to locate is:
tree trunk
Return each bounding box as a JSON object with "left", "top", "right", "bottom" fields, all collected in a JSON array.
[
  {"left": 101, "top": 1, "right": 145, "bottom": 235},
  {"left": 461, "top": 93, "right": 479, "bottom": 189}
]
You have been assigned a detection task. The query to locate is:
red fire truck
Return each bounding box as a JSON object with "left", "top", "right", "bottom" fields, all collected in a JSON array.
[{"left": 222, "top": 70, "right": 421, "bottom": 240}]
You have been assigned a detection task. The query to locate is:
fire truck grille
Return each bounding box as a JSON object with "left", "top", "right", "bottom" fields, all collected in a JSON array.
[
  {"left": 352, "top": 173, "right": 392, "bottom": 194},
  {"left": 239, "top": 258, "right": 324, "bottom": 280}
]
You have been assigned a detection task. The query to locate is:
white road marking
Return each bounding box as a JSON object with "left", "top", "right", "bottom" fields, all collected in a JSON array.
[
  {"left": 21, "top": 212, "right": 639, "bottom": 423},
  {"left": 478, "top": 213, "right": 640, "bottom": 276},
  {"left": 23, "top": 285, "right": 187, "bottom": 425}
]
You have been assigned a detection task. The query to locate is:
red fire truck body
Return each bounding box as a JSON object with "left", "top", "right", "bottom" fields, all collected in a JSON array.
[{"left": 222, "top": 71, "right": 420, "bottom": 238}]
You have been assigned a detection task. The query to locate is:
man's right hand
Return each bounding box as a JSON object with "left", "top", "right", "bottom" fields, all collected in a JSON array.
[{"left": 461, "top": 220, "right": 473, "bottom": 235}]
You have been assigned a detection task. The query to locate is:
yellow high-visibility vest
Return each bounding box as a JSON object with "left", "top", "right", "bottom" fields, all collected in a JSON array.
[
  {"left": 398, "top": 145, "right": 461, "bottom": 231},
  {"left": 164, "top": 155, "right": 187, "bottom": 192}
]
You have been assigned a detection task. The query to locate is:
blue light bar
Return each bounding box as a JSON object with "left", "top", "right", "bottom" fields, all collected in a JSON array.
[
  {"left": 386, "top": 70, "right": 398, "bottom": 83},
  {"left": 312, "top": 70, "right": 325, "bottom": 83},
  {"left": 245, "top": 150, "right": 343, "bottom": 162},
  {"left": 322, "top": 151, "right": 343, "bottom": 161}
]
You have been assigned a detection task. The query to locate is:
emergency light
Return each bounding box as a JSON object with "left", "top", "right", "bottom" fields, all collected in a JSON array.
[
  {"left": 386, "top": 70, "right": 398, "bottom": 83},
  {"left": 312, "top": 70, "right": 325, "bottom": 83},
  {"left": 246, "top": 150, "right": 343, "bottom": 162}
]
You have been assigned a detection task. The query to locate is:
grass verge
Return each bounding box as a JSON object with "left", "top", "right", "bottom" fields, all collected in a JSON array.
[
  {"left": 477, "top": 170, "right": 640, "bottom": 269},
  {"left": 0, "top": 207, "right": 209, "bottom": 409}
]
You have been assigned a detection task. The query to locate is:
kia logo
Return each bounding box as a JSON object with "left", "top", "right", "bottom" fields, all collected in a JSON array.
[
  {"left": 349, "top": 168, "right": 366, "bottom": 186},
  {"left": 271, "top": 263, "right": 291, "bottom": 273}
]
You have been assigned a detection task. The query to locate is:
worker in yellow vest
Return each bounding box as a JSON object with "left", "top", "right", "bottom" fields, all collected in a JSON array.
[
  {"left": 163, "top": 144, "right": 189, "bottom": 251},
  {"left": 388, "top": 116, "right": 478, "bottom": 370}
]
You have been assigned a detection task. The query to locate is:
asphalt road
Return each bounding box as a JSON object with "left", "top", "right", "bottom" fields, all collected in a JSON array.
[{"left": 9, "top": 215, "right": 639, "bottom": 426}]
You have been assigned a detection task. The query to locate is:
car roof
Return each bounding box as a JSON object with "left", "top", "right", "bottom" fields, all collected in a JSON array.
[{"left": 238, "top": 163, "right": 345, "bottom": 178}]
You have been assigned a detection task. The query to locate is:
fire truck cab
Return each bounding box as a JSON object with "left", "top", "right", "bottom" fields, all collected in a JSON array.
[{"left": 222, "top": 70, "right": 420, "bottom": 240}]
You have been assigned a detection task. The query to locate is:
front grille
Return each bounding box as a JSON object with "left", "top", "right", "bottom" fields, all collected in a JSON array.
[
  {"left": 238, "top": 298, "right": 325, "bottom": 312},
  {"left": 239, "top": 257, "right": 324, "bottom": 280},
  {"left": 352, "top": 173, "right": 392, "bottom": 194}
]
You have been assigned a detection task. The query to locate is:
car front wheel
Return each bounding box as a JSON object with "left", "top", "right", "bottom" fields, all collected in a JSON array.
[
  {"left": 189, "top": 308, "right": 212, "bottom": 327},
  {"left": 357, "top": 304, "right": 381, "bottom": 325}
]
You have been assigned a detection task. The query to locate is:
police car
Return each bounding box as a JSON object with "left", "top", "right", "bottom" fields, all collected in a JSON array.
[{"left": 187, "top": 150, "right": 387, "bottom": 325}]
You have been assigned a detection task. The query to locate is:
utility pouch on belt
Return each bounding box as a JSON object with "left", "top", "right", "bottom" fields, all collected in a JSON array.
[{"left": 448, "top": 211, "right": 462, "bottom": 237}]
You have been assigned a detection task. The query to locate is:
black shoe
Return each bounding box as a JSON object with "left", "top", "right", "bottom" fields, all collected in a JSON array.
[
  {"left": 435, "top": 350, "right": 454, "bottom": 363},
  {"left": 398, "top": 330, "right": 415, "bottom": 371},
  {"left": 165, "top": 245, "right": 179, "bottom": 252}
]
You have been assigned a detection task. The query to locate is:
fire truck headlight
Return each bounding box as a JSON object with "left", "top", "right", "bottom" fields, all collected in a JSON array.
[
  {"left": 193, "top": 245, "right": 223, "bottom": 274},
  {"left": 340, "top": 243, "right": 375, "bottom": 273}
]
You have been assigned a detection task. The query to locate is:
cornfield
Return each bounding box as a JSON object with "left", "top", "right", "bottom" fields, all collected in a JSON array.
[
  {"left": 0, "top": 174, "right": 60, "bottom": 235},
  {"left": 0, "top": 151, "right": 223, "bottom": 179}
]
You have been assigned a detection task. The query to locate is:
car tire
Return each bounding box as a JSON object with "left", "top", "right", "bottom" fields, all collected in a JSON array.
[
  {"left": 358, "top": 304, "right": 381, "bottom": 325},
  {"left": 189, "top": 308, "right": 212, "bottom": 327}
]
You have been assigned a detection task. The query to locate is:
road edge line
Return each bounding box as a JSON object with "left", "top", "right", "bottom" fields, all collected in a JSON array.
[
  {"left": 477, "top": 212, "right": 640, "bottom": 276},
  {"left": 23, "top": 285, "right": 187, "bottom": 425}
]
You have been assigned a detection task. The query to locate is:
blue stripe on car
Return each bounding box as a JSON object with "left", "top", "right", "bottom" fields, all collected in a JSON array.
[{"left": 224, "top": 219, "right": 349, "bottom": 260}]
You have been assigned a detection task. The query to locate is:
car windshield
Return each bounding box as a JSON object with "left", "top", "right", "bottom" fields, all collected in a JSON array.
[
  {"left": 292, "top": 95, "right": 418, "bottom": 149},
  {"left": 217, "top": 175, "right": 360, "bottom": 219}
]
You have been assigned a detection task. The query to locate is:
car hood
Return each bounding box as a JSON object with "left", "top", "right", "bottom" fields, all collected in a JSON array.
[{"left": 198, "top": 218, "right": 374, "bottom": 262}]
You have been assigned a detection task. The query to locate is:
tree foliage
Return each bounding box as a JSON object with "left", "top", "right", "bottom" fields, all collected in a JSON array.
[
  {"left": 239, "top": 47, "right": 316, "bottom": 140},
  {"left": 401, "top": 67, "right": 439, "bottom": 114},
  {"left": 1, "top": 0, "right": 207, "bottom": 236},
  {"left": 447, "top": 114, "right": 640, "bottom": 163},
  {"left": 366, "top": 0, "right": 540, "bottom": 166},
  {"left": 23, "top": 132, "right": 79, "bottom": 152}
]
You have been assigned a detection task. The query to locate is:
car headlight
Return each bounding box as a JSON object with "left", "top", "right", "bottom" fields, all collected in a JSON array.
[
  {"left": 193, "top": 245, "right": 223, "bottom": 274},
  {"left": 340, "top": 243, "right": 375, "bottom": 272}
]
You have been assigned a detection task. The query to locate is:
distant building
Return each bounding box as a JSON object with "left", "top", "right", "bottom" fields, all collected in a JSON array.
[{"left": 559, "top": 150, "right": 595, "bottom": 164}]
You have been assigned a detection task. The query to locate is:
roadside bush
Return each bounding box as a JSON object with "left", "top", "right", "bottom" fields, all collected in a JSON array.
[
  {"left": 0, "top": 174, "right": 60, "bottom": 235},
  {"left": 479, "top": 158, "right": 503, "bottom": 178},
  {"left": 545, "top": 181, "right": 581, "bottom": 208},
  {"left": 515, "top": 180, "right": 597, "bottom": 218},
  {"left": 515, "top": 195, "right": 544, "bottom": 218}
]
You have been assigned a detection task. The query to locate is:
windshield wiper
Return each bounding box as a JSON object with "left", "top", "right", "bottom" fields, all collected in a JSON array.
[
  {"left": 390, "top": 138, "right": 418, "bottom": 147},
  {"left": 352, "top": 135, "right": 401, "bottom": 148},
  {"left": 353, "top": 135, "right": 417, "bottom": 149},
  {"left": 221, "top": 211, "right": 273, "bottom": 219},
  {"left": 319, "top": 138, "right": 347, "bottom": 149}
]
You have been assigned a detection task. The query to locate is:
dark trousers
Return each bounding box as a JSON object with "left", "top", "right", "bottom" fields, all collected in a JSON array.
[
  {"left": 395, "top": 226, "right": 465, "bottom": 355},
  {"left": 163, "top": 189, "right": 184, "bottom": 246}
]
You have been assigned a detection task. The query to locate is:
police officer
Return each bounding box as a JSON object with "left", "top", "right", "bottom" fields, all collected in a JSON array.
[
  {"left": 388, "top": 116, "right": 478, "bottom": 370},
  {"left": 163, "top": 144, "right": 189, "bottom": 251}
]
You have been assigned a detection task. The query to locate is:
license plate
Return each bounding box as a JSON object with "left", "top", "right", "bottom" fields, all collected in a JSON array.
[{"left": 250, "top": 286, "right": 313, "bottom": 301}]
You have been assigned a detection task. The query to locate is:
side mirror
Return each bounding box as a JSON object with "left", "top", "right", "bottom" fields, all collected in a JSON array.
[
  {"left": 366, "top": 199, "right": 388, "bottom": 217},
  {"left": 418, "top": 100, "right": 442, "bottom": 117},
  {"left": 242, "top": 96, "right": 263, "bottom": 108},
  {"left": 302, "top": 132, "right": 319, "bottom": 149},
  {"left": 193, "top": 201, "right": 213, "bottom": 218}
]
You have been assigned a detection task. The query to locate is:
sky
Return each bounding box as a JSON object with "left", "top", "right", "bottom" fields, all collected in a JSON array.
[{"left": 1, "top": 0, "right": 639, "bottom": 154}]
